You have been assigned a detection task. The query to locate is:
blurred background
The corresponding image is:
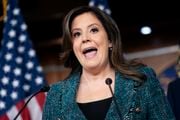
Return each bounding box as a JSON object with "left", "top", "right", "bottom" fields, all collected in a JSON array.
[{"left": 0, "top": 0, "right": 180, "bottom": 93}]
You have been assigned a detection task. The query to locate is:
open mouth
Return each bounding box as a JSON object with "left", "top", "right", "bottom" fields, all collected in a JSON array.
[
  {"left": 82, "top": 47, "right": 97, "bottom": 58},
  {"left": 82, "top": 47, "right": 97, "bottom": 54}
]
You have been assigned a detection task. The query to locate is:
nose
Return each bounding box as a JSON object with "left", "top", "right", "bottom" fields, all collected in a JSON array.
[
  {"left": 82, "top": 39, "right": 90, "bottom": 43},
  {"left": 82, "top": 33, "right": 90, "bottom": 43}
]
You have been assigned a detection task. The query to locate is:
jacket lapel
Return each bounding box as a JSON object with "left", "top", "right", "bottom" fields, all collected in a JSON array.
[{"left": 60, "top": 72, "right": 87, "bottom": 120}]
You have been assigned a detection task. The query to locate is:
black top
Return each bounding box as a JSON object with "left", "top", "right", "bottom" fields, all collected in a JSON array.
[{"left": 77, "top": 97, "right": 112, "bottom": 120}]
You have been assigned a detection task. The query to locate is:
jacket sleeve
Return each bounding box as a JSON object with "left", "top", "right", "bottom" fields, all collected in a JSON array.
[{"left": 144, "top": 67, "right": 175, "bottom": 120}]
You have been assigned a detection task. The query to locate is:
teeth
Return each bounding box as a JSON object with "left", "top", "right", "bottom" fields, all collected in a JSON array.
[{"left": 83, "top": 47, "right": 97, "bottom": 54}]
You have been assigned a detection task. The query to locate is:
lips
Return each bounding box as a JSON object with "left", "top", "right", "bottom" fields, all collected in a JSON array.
[
  {"left": 82, "top": 47, "right": 97, "bottom": 58},
  {"left": 83, "top": 47, "right": 97, "bottom": 54}
]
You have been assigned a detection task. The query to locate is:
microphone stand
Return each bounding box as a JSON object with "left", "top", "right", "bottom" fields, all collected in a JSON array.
[
  {"left": 13, "top": 86, "right": 50, "bottom": 120},
  {"left": 105, "top": 78, "right": 122, "bottom": 120}
]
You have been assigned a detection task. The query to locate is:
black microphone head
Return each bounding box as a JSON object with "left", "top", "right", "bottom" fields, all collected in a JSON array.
[
  {"left": 40, "top": 85, "right": 50, "bottom": 92},
  {"left": 105, "top": 78, "right": 112, "bottom": 85}
]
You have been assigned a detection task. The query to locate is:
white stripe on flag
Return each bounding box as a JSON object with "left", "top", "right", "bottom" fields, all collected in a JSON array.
[
  {"left": 7, "top": 105, "right": 22, "bottom": 120},
  {"left": 27, "top": 96, "right": 43, "bottom": 120}
]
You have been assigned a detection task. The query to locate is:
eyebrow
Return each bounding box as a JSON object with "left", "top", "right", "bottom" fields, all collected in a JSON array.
[{"left": 71, "top": 23, "right": 100, "bottom": 32}]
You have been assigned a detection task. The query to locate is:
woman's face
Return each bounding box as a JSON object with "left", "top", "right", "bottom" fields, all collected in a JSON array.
[{"left": 71, "top": 12, "right": 112, "bottom": 71}]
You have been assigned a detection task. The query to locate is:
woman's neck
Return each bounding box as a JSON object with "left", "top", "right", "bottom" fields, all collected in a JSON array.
[
  {"left": 77, "top": 67, "right": 115, "bottom": 103},
  {"left": 81, "top": 67, "right": 115, "bottom": 83}
]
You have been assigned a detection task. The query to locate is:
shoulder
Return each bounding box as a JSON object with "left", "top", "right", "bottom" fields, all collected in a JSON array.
[
  {"left": 138, "top": 66, "right": 158, "bottom": 82},
  {"left": 116, "top": 66, "right": 158, "bottom": 88},
  {"left": 138, "top": 66, "right": 157, "bottom": 78},
  {"left": 135, "top": 66, "right": 162, "bottom": 90},
  {"left": 136, "top": 66, "right": 166, "bottom": 99},
  {"left": 133, "top": 66, "right": 167, "bottom": 104},
  {"left": 47, "top": 72, "right": 80, "bottom": 96},
  {"left": 48, "top": 73, "right": 75, "bottom": 93}
]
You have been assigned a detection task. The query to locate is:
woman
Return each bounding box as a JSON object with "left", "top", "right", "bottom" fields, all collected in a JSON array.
[{"left": 42, "top": 6, "right": 175, "bottom": 120}]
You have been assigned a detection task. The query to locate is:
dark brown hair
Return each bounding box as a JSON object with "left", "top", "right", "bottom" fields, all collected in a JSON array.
[{"left": 61, "top": 6, "right": 146, "bottom": 81}]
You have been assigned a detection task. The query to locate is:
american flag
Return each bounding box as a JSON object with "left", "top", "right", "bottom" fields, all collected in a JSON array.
[
  {"left": 0, "top": 0, "right": 47, "bottom": 119},
  {"left": 89, "top": 0, "right": 111, "bottom": 15}
]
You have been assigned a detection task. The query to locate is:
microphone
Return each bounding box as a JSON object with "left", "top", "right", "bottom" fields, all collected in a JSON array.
[
  {"left": 13, "top": 85, "right": 50, "bottom": 120},
  {"left": 39, "top": 85, "right": 50, "bottom": 92},
  {"left": 105, "top": 78, "right": 122, "bottom": 120}
]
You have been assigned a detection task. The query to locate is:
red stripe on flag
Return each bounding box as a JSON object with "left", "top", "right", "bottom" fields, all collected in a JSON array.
[
  {"left": 35, "top": 93, "right": 46, "bottom": 111},
  {"left": 0, "top": 114, "right": 9, "bottom": 120},
  {"left": 16, "top": 100, "right": 31, "bottom": 120}
]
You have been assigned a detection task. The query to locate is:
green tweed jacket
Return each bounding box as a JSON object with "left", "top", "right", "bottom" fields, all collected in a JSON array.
[{"left": 42, "top": 67, "right": 175, "bottom": 120}]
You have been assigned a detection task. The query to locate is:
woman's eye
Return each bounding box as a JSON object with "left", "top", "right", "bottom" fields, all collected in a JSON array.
[
  {"left": 72, "top": 32, "right": 81, "bottom": 38},
  {"left": 91, "top": 28, "right": 98, "bottom": 33}
]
